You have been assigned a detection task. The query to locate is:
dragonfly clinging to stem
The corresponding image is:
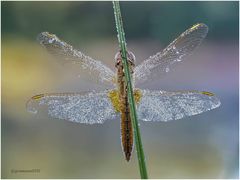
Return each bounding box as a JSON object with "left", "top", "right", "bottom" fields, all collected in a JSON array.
[{"left": 27, "top": 23, "right": 221, "bottom": 161}]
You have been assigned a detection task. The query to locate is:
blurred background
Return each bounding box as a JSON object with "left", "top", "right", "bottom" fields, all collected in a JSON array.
[{"left": 2, "top": 1, "right": 239, "bottom": 179}]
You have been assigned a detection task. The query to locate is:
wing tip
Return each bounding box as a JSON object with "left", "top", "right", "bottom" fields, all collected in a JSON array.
[
  {"left": 206, "top": 93, "right": 221, "bottom": 110},
  {"left": 214, "top": 97, "right": 221, "bottom": 109},
  {"left": 191, "top": 23, "right": 209, "bottom": 34},
  {"left": 26, "top": 94, "right": 44, "bottom": 114},
  {"left": 36, "top": 32, "right": 59, "bottom": 45},
  {"left": 200, "top": 91, "right": 221, "bottom": 108},
  {"left": 37, "top": 32, "right": 49, "bottom": 43}
]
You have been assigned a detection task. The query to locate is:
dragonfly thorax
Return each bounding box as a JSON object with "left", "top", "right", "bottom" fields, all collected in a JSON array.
[{"left": 114, "top": 51, "right": 136, "bottom": 68}]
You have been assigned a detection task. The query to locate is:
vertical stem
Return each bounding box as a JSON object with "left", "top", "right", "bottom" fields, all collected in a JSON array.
[{"left": 112, "top": 1, "right": 148, "bottom": 179}]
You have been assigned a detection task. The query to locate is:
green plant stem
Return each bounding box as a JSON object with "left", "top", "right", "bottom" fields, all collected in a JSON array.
[{"left": 112, "top": 1, "right": 148, "bottom": 179}]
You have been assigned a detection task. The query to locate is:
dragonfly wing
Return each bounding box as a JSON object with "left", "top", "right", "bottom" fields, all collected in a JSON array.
[
  {"left": 37, "top": 32, "right": 115, "bottom": 86},
  {"left": 134, "top": 23, "right": 208, "bottom": 85},
  {"left": 137, "top": 89, "right": 220, "bottom": 122},
  {"left": 26, "top": 91, "right": 118, "bottom": 124}
]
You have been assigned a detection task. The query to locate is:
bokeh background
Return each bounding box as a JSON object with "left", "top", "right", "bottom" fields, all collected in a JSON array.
[{"left": 2, "top": 1, "right": 239, "bottom": 179}]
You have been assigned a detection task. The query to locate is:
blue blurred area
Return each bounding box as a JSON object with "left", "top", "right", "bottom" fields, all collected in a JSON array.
[{"left": 2, "top": 1, "right": 239, "bottom": 179}]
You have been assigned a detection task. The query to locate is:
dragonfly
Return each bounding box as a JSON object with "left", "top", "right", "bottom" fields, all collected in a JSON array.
[{"left": 27, "top": 23, "right": 221, "bottom": 161}]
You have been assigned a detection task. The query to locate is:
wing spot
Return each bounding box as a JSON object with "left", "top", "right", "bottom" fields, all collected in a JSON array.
[
  {"left": 190, "top": 23, "right": 201, "bottom": 31},
  {"left": 32, "top": 94, "right": 44, "bottom": 100},
  {"left": 201, "top": 91, "right": 215, "bottom": 96}
]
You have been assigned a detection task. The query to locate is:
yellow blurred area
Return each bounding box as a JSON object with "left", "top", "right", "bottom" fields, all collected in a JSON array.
[{"left": 2, "top": 39, "right": 62, "bottom": 119}]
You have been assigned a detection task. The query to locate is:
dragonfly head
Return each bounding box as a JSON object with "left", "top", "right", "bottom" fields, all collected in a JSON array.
[{"left": 114, "top": 51, "right": 136, "bottom": 68}]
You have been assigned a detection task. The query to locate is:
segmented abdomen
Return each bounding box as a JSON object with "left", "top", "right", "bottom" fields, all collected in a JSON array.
[{"left": 120, "top": 96, "right": 133, "bottom": 162}]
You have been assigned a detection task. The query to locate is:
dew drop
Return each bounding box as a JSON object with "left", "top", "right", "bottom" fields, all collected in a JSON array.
[
  {"left": 167, "top": 47, "right": 171, "bottom": 51},
  {"left": 48, "top": 38, "right": 55, "bottom": 44},
  {"left": 165, "top": 67, "right": 169, "bottom": 72},
  {"left": 27, "top": 107, "right": 38, "bottom": 114}
]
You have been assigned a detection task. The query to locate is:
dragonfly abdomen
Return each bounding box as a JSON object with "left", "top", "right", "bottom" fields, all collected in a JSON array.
[{"left": 120, "top": 96, "right": 133, "bottom": 162}]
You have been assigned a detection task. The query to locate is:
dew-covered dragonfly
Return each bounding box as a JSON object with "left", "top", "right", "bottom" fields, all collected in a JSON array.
[{"left": 27, "top": 23, "right": 220, "bottom": 161}]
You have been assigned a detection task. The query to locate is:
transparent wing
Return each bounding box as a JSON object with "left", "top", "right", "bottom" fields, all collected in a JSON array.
[
  {"left": 37, "top": 32, "right": 115, "bottom": 86},
  {"left": 137, "top": 89, "right": 220, "bottom": 122},
  {"left": 134, "top": 23, "right": 208, "bottom": 85},
  {"left": 26, "top": 91, "right": 118, "bottom": 124}
]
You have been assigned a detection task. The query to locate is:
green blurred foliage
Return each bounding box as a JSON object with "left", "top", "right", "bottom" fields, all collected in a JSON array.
[{"left": 2, "top": 1, "right": 238, "bottom": 45}]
